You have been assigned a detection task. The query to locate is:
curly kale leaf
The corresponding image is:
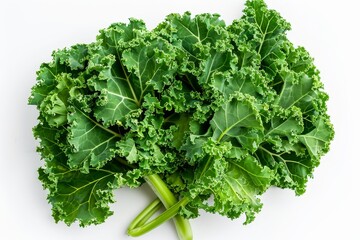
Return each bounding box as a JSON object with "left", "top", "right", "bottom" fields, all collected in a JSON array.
[
  {"left": 176, "top": 0, "right": 334, "bottom": 221},
  {"left": 34, "top": 121, "right": 125, "bottom": 226},
  {"left": 29, "top": 0, "right": 334, "bottom": 233}
]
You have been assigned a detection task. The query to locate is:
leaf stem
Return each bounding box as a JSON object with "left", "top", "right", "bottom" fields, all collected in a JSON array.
[
  {"left": 114, "top": 158, "right": 192, "bottom": 239},
  {"left": 128, "top": 198, "right": 162, "bottom": 230},
  {"left": 128, "top": 174, "right": 192, "bottom": 240},
  {"left": 128, "top": 196, "right": 190, "bottom": 238}
]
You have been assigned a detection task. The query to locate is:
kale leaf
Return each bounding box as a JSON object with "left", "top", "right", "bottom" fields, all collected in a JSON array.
[{"left": 29, "top": 0, "right": 334, "bottom": 239}]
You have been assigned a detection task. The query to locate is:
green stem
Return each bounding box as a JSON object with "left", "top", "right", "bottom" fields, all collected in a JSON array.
[
  {"left": 128, "top": 198, "right": 162, "bottom": 230},
  {"left": 130, "top": 155, "right": 214, "bottom": 236},
  {"left": 144, "top": 175, "right": 177, "bottom": 209},
  {"left": 128, "top": 174, "right": 192, "bottom": 240},
  {"left": 114, "top": 158, "right": 192, "bottom": 239},
  {"left": 128, "top": 197, "right": 190, "bottom": 237}
]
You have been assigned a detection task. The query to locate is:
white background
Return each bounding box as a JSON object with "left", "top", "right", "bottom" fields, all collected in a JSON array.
[{"left": 0, "top": 0, "right": 358, "bottom": 239}]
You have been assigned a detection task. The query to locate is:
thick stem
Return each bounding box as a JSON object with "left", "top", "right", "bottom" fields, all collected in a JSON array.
[
  {"left": 130, "top": 155, "right": 214, "bottom": 236},
  {"left": 114, "top": 157, "right": 192, "bottom": 239},
  {"left": 144, "top": 175, "right": 177, "bottom": 209},
  {"left": 128, "top": 198, "right": 162, "bottom": 230},
  {"left": 127, "top": 174, "right": 192, "bottom": 240},
  {"left": 128, "top": 197, "right": 190, "bottom": 237}
]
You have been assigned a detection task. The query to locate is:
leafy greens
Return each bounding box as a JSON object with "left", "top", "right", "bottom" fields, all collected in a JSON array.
[{"left": 29, "top": 0, "right": 334, "bottom": 239}]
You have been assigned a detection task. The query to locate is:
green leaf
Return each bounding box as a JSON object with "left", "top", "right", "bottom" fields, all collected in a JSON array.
[
  {"left": 163, "top": 11, "right": 230, "bottom": 86},
  {"left": 227, "top": 22, "right": 260, "bottom": 70},
  {"left": 33, "top": 119, "right": 67, "bottom": 165},
  {"left": 276, "top": 69, "right": 314, "bottom": 111},
  {"left": 29, "top": 52, "right": 68, "bottom": 107},
  {"left": 181, "top": 120, "right": 213, "bottom": 161},
  {"left": 187, "top": 151, "right": 228, "bottom": 198},
  {"left": 30, "top": 45, "right": 90, "bottom": 127},
  {"left": 40, "top": 164, "right": 123, "bottom": 226},
  {"left": 29, "top": 0, "right": 335, "bottom": 233},
  {"left": 212, "top": 155, "right": 273, "bottom": 223},
  {"left": 35, "top": 121, "right": 125, "bottom": 226},
  {"left": 265, "top": 107, "right": 304, "bottom": 147},
  {"left": 243, "top": 0, "right": 290, "bottom": 76},
  {"left": 97, "top": 19, "right": 147, "bottom": 52},
  {"left": 212, "top": 67, "right": 268, "bottom": 100},
  {"left": 165, "top": 12, "right": 226, "bottom": 56},
  {"left": 122, "top": 37, "right": 177, "bottom": 92},
  {"left": 256, "top": 144, "right": 312, "bottom": 195},
  {"left": 211, "top": 94, "right": 263, "bottom": 151},
  {"left": 267, "top": 110, "right": 303, "bottom": 137},
  {"left": 40, "top": 73, "right": 86, "bottom": 127},
  {"left": 37, "top": 122, "right": 146, "bottom": 226},
  {"left": 116, "top": 138, "right": 138, "bottom": 163},
  {"left": 198, "top": 50, "right": 233, "bottom": 85},
  {"left": 67, "top": 106, "right": 121, "bottom": 171},
  {"left": 165, "top": 113, "right": 191, "bottom": 149},
  {"left": 90, "top": 51, "right": 140, "bottom": 126},
  {"left": 299, "top": 117, "right": 334, "bottom": 160},
  {"left": 57, "top": 44, "right": 89, "bottom": 71},
  {"left": 89, "top": 20, "right": 147, "bottom": 125}
]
